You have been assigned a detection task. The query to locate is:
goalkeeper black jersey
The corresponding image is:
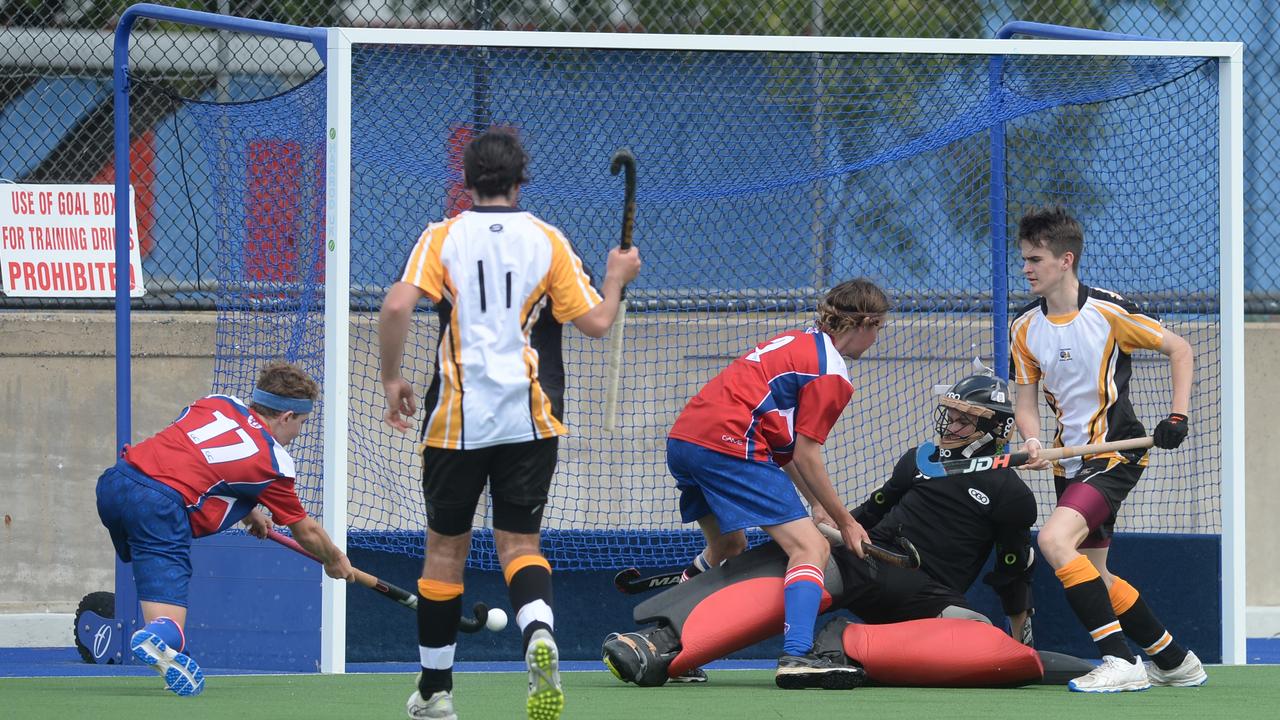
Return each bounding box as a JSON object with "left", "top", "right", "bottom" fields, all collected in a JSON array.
[{"left": 853, "top": 447, "right": 1037, "bottom": 599}]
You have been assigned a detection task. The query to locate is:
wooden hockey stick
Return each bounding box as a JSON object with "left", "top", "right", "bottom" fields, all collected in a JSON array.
[
  {"left": 266, "top": 530, "right": 487, "bottom": 632},
  {"left": 914, "top": 436, "right": 1154, "bottom": 478},
  {"left": 603, "top": 148, "right": 637, "bottom": 433}
]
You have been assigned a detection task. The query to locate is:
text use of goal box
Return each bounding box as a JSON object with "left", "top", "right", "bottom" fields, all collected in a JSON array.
[{"left": 0, "top": 184, "right": 146, "bottom": 297}]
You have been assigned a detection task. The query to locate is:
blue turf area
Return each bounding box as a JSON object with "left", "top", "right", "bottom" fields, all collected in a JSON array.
[{"left": 3, "top": 641, "right": 1278, "bottom": 678}]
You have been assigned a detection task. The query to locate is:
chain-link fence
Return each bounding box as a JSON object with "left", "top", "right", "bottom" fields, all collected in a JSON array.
[{"left": 0, "top": 0, "right": 1269, "bottom": 309}]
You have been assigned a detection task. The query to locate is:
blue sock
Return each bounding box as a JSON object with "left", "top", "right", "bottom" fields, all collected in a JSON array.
[
  {"left": 144, "top": 616, "right": 185, "bottom": 652},
  {"left": 782, "top": 564, "right": 824, "bottom": 656}
]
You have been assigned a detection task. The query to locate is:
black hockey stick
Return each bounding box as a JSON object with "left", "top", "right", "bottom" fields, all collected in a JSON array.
[
  {"left": 613, "top": 567, "right": 683, "bottom": 595},
  {"left": 914, "top": 436, "right": 1154, "bottom": 478},
  {"left": 267, "top": 530, "right": 489, "bottom": 632},
  {"left": 816, "top": 524, "right": 923, "bottom": 570},
  {"left": 612, "top": 532, "right": 922, "bottom": 596},
  {"left": 863, "top": 536, "right": 922, "bottom": 570}
]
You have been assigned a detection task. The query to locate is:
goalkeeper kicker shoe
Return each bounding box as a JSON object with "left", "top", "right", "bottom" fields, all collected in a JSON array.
[
  {"left": 1068, "top": 655, "right": 1151, "bottom": 693},
  {"left": 130, "top": 629, "right": 205, "bottom": 697},
  {"left": 1146, "top": 650, "right": 1208, "bottom": 687},
  {"left": 526, "top": 629, "right": 564, "bottom": 720},
  {"left": 775, "top": 651, "right": 865, "bottom": 690},
  {"left": 407, "top": 689, "right": 457, "bottom": 720}
]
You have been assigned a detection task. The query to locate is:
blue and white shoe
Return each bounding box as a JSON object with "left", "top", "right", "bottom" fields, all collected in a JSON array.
[
  {"left": 1067, "top": 655, "right": 1150, "bottom": 693},
  {"left": 130, "top": 629, "right": 205, "bottom": 697}
]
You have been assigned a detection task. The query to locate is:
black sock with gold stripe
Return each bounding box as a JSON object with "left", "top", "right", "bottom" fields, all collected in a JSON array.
[
  {"left": 417, "top": 578, "right": 463, "bottom": 695},
  {"left": 1110, "top": 576, "right": 1187, "bottom": 671},
  {"left": 505, "top": 554, "right": 554, "bottom": 652},
  {"left": 1056, "top": 555, "right": 1133, "bottom": 661}
]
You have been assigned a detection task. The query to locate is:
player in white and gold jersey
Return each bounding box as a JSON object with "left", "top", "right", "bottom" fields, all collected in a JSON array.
[
  {"left": 1011, "top": 206, "right": 1205, "bottom": 693},
  {"left": 379, "top": 129, "right": 641, "bottom": 720}
]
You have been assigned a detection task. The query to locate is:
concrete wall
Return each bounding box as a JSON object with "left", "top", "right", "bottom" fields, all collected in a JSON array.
[{"left": 1, "top": 311, "right": 1276, "bottom": 616}]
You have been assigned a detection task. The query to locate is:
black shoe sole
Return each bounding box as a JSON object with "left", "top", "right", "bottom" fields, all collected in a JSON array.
[{"left": 775, "top": 669, "right": 865, "bottom": 690}]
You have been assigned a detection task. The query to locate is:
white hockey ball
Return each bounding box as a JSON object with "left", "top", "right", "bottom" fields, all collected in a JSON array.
[{"left": 485, "top": 607, "right": 508, "bottom": 632}]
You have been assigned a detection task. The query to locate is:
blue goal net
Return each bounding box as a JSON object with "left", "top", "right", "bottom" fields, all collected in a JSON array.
[{"left": 175, "top": 43, "right": 1221, "bottom": 571}]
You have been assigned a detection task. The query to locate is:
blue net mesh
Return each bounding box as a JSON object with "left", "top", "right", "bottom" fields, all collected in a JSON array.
[{"left": 180, "top": 46, "right": 1221, "bottom": 571}]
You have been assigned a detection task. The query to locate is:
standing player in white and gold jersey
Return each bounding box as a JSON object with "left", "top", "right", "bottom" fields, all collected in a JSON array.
[
  {"left": 379, "top": 129, "right": 642, "bottom": 720},
  {"left": 1010, "top": 206, "right": 1205, "bottom": 694}
]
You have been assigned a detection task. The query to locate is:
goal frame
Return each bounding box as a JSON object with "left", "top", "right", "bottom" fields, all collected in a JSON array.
[{"left": 112, "top": 3, "right": 1244, "bottom": 672}]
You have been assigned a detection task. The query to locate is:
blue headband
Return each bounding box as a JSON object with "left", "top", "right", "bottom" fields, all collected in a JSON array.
[{"left": 251, "top": 388, "right": 313, "bottom": 415}]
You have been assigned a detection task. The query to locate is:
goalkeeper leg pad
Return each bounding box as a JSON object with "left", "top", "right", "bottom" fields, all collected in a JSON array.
[{"left": 839, "top": 618, "right": 1044, "bottom": 687}]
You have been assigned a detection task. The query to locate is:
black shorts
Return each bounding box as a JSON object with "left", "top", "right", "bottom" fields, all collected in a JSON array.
[
  {"left": 831, "top": 548, "right": 971, "bottom": 624},
  {"left": 1055, "top": 451, "right": 1147, "bottom": 547},
  {"left": 422, "top": 437, "right": 558, "bottom": 536}
]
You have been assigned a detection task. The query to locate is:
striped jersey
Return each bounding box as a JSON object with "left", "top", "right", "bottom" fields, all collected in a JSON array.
[
  {"left": 1009, "top": 284, "right": 1164, "bottom": 476},
  {"left": 669, "top": 328, "right": 854, "bottom": 465},
  {"left": 399, "top": 206, "right": 602, "bottom": 449},
  {"left": 123, "top": 395, "right": 307, "bottom": 537}
]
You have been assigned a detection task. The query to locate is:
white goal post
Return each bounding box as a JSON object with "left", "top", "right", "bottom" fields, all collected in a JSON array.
[{"left": 319, "top": 27, "right": 1243, "bottom": 672}]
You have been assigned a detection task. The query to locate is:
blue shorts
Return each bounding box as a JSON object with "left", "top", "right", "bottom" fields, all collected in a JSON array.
[
  {"left": 667, "top": 438, "right": 807, "bottom": 533},
  {"left": 95, "top": 461, "right": 193, "bottom": 607}
]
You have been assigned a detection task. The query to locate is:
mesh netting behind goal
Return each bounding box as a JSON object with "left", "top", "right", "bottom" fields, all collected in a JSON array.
[{"left": 177, "top": 44, "right": 1221, "bottom": 571}]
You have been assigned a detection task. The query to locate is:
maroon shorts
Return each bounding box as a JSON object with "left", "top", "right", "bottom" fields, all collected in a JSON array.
[{"left": 1054, "top": 452, "right": 1146, "bottom": 549}]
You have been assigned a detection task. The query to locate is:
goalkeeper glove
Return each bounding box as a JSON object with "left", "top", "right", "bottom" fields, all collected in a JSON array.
[{"left": 1153, "top": 412, "right": 1189, "bottom": 449}]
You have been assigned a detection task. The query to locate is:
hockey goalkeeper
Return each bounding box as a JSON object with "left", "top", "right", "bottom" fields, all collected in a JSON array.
[{"left": 603, "top": 372, "right": 1089, "bottom": 687}]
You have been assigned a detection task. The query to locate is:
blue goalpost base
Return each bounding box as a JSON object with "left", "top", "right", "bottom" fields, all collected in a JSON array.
[{"left": 85, "top": 535, "right": 321, "bottom": 671}]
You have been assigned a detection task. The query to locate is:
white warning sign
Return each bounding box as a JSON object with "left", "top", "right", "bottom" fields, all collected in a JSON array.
[{"left": 0, "top": 184, "right": 146, "bottom": 298}]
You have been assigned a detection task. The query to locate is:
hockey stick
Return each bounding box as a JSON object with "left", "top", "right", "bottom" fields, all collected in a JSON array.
[
  {"left": 914, "top": 436, "right": 1154, "bottom": 478},
  {"left": 612, "top": 529, "right": 922, "bottom": 596},
  {"left": 816, "top": 524, "right": 923, "bottom": 569},
  {"left": 603, "top": 147, "right": 637, "bottom": 433},
  {"left": 613, "top": 566, "right": 683, "bottom": 595},
  {"left": 265, "top": 530, "right": 487, "bottom": 632}
]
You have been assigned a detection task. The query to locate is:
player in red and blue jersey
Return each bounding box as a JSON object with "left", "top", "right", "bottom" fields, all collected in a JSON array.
[
  {"left": 95, "top": 360, "right": 355, "bottom": 696},
  {"left": 666, "top": 278, "right": 888, "bottom": 689}
]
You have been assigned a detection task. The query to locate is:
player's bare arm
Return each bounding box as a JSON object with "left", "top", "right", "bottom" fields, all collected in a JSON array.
[
  {"left": 378, "top": 280, "right": 426, "bottom": 431},
  {"left": 781, "top": 462, "right": 835, "bottom": 528},
  {"left": 572, "top": 246, "right": 642, "bottom": 337},
  {"left": 288, "top": 516, "right": 356, "bottom": 582},
  {"left": 1014, "top": 382, "right": 1051, "bottom": 470},
  {"left": 789, "top": 434, "right": 868, "bottom": 557},
  {"left": 241, "top": 508, "right": 271, "bottom": 539},
  {"left": 1153, "top": 328, "right": 1194, "bottom": 449}
]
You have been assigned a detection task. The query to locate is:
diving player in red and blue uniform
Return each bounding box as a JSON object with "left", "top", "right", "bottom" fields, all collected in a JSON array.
[
  {"left": 666, "top": 278, "right": 889, "bottom": 689},
  {"left": 95, "top": 360, "right": 355, "bottom": 696}
]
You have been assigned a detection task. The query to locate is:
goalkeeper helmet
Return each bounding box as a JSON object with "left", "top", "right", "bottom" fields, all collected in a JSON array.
[{"left": 933, "top": 374, "right": 1016, "bottom": 457}]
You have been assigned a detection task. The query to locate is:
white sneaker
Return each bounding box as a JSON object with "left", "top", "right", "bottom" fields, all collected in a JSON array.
[
  {"left": 1146, "top": 650, "right": 1208, "bottom": 687},
  {"left": 526, "top": 629, "right": 564, "bottom": 720},
  {"left": 1068, "top": 655, "right": 1151, "bottom": 693},
  {"left": 407, "top": 689, "right": 457, "bottom": 720}
]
